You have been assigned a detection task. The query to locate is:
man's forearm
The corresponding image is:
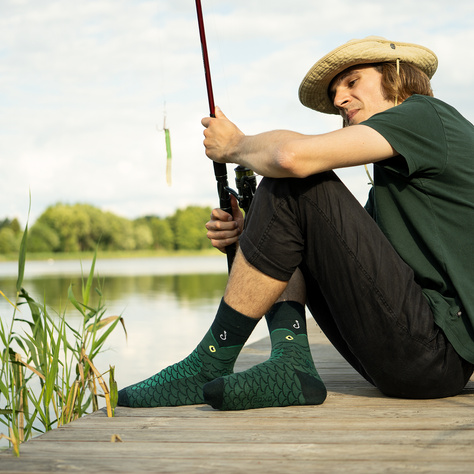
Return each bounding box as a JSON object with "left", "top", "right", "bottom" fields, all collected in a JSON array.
[{"left": 231, "top": 130, "right": 307, "bottom": 178}]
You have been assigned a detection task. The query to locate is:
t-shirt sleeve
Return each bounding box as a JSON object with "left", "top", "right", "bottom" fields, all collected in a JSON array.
[{"left": 361, "top": 96, "right": 448, "bottom": 178}]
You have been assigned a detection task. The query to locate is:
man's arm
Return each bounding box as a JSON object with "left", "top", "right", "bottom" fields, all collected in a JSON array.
[{"left": 202, "top": 107, "right": 398, "bottom": 178}]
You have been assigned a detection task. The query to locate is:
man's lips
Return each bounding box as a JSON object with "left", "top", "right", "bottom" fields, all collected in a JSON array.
[{"left": 346, "top": 109, "right": 359, "bottom": 122}]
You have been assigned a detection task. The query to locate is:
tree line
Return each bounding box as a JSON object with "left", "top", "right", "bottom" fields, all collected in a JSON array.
[{"left": 0, "top": 203, "right": 215, "bottom": 254}]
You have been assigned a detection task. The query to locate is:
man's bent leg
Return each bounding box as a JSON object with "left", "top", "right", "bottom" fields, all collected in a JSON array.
[
  {"left": 239, "top": 172, "right": 473, "bottom": 399},
  {"left": 204, "top": 263, "right": 326, "bottom": 410},
  {"left": 223, "top": 250, "right": 288, "bottom": 318}
]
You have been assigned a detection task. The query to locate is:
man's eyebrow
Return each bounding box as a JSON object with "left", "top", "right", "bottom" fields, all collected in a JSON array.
[
  {"left": 329, "top": 69, "right": 361, "bottom": 99},
  {"left": 331, "top": 69, "right": 360, "bottom": 90}
]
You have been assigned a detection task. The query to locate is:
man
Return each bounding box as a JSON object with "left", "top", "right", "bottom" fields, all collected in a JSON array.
[{"left": 118, "top": 36, "right": 474, "bottom": 410}]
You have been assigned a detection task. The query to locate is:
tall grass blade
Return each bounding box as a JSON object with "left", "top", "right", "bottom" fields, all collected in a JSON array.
[
  {"left": 89, "top": 318, "right": 123, "bottom": 360},
  {"left": 0, "top": 290, "right": 19, "bottom": 311},
  {"left": 0, "top": 317, "right": 9, "bottom": 346},
  {"left": 85, "top": 315, "right": 121, "bottom": 333},
  {"left": 1, "top": 238, "right": 125, "bottom": 455},
  {"left": 109, "top": 366, "right": 117, "bottom": 417},
  {"left": 67, "top": 285, "right": 85, "bottom": 317},
  {"left": 16, "top": 224, "right": 28, "bottom": 293},
  {"left": 9, "top": 427, "right": 20, "bottom": 457},
  {"left": 82, "top": 248, "right": 97, "bottom": 308},
  {"left": 81, "top": 351, "right": 112, "bottom": 417}
]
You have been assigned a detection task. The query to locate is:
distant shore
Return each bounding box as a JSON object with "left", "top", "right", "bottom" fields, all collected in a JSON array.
[
  {"left": 0, "top": 248, "right": 221, "bottom": 263},
  {"left": 0, "top": 251, "right": 228, "bottom": 278}
]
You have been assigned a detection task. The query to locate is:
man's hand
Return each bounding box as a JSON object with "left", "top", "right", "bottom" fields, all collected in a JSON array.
[
  {"left": 201, "top": 106, "right": 244, "bottom": 164},
  {"left": 205, "top": 195, "right": 244, "bottom": 253}
]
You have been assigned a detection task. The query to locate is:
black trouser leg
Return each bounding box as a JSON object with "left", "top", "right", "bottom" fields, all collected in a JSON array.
[{"left": 240, "top": 172, "right": 473, "bottom": 398}]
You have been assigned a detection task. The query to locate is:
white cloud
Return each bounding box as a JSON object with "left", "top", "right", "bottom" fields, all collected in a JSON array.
[{"left": 0, "top": 0, "right": 473, "bottom": 225}]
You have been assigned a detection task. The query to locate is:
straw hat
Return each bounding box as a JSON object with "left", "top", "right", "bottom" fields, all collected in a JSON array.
[{"left": 298, "top": 36, "right": 438, "bottom": 115}]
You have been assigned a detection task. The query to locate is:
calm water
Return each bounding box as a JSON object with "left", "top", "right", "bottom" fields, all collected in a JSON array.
[{"left": 0, "top": 255, "right": 269, "bottom": 395}]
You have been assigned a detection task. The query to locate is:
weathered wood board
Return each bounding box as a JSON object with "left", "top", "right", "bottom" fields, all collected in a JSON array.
[{"left": 1, "top": 323, "right": 473, "bottom": 473}]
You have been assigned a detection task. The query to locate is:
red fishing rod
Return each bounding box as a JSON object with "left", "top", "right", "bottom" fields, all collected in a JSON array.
[{"left": 195, "top": 0, "right": 236, "bottom": 271}]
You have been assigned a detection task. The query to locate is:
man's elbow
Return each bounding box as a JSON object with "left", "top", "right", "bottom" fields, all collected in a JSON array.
[{"left": 275, "top": 142, "right": 310, "bottom": 178}]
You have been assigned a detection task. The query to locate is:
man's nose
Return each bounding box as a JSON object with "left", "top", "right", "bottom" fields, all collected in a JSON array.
[{"left": 333, "top": 89, "right": 350, "bottom": 109}]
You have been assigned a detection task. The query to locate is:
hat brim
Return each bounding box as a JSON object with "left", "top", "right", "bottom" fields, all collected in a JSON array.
[{"left": 298, "top": 37, "right": 438, "bottom": 115}]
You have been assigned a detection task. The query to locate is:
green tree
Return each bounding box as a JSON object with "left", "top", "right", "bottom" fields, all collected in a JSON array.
[
  {"left": 27, "top": 222, "right": 60, "bottom": 253},
  {"left": 107, "top": 214, "right": 137, "bottom": 251},
  {"left": 11, "top": 218, "right": 21, "bottom": 234},
  {"left": 133, "top": 223, "right": 154, "bottom": 250},
  {"left": 81, "top": 204, "right": 112, "bottom": 250},
  {"left": 31, "top": 203, "right": 139, "bottom": 252},
  {"left": 154, "top": 218, "right": 174, "bottom": 250},
  {"left": 135, "top": 216, "right": 174, "bottom": 250},
  {"left": 0, "top": 227, "right": 19, "bottom": 254},
  {"left": 0, "top": 217, "right": 21, "bottom": 234},
  {"left": 171, "top": 206, "right": 213, "bottom": 251},
  {"left": 5, "top": 202, "right": 218, "bottom": 254},
  {"left": 35, "top": 203, "right": 91, "bottom": 252},
  {"left": 0, "top": 218, "right": 22, "bottom": 254}
]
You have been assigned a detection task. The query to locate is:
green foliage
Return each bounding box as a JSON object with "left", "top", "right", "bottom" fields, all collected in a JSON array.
[
  {"left": 135, "top": 216, "right": 174, "bottom": 251},
  {"left": 170, "top": 206, "right": 214, "bottom": 251},
  {"left": 0, "top": 218, "right": 21, "bottom": 234},
  {"left": 0, "top": 227, "right": 126, "bottom": 455},
  {"left": 0, "top": 228, "right": 19, "bottom": 255},
  {"left": 36, "top": 203, "right": 91, "bottom": 252},
  {"left": 0, "top": 219, "right": 22, "bottom": 255},
  {"left": 0, "top": 203, "right": 216, "bottom": 256},
  {"left": 26, "top": 222, "right": 60, "bottom": 253},
  {"left": 133, "top": 224, "right": 154, "bottom": 250}
]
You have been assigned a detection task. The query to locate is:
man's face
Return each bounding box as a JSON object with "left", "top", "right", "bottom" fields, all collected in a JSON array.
[{"left": 330, "top": 65, "right": 394, "bottom": 126}]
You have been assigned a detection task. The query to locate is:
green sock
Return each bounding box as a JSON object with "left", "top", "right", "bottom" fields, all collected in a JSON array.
[
  {"left": 203, "top": 301, "right": 327, "bottom": 410},
  {"left": 117, "top": 299, "right": 259, "bottom": 408}
]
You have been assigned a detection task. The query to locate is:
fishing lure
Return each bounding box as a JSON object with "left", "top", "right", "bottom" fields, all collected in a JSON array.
[
  {"left": 163, "top": 116, "right": 172, "bottom": 186},
  {"left": 157, "top": 115, "right": 172, "bottom": 186}
]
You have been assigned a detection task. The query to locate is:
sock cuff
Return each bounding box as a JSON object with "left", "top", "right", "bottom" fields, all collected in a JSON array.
[
  {"left": 266, "top": 301, "right": 307, "bottom": 335},
  {"left": 210, "top": 298, "right": 260, "bottom": 347}
]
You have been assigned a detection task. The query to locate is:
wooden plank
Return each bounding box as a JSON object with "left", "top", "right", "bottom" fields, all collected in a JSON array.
[
  {"left": 0, "top": 322, "right": 473, "bottom": 473},
  {"left": 6, "top": 441, "right": 474, "bottom": 462},
  {"left": 25, "top": 427, "right": 474, "bottom": 444},
  {"left": 77, "top": 403, "right": 474, "bottom": 422},
  {"left": 36, "top": 416, "right": 472, "bottom": 432},
  {"left": 0, "top": 458, "right": 473, "bottom": 474}
]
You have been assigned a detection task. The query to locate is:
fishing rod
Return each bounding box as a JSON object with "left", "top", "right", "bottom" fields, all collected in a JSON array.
[{"left": 195, "top": 0, "right": 256, "bottom": 271}]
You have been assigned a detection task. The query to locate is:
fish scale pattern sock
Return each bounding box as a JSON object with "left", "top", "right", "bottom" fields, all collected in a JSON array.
[
  {"left": 203, "top": 301, "right": 327, "bottom": 410},
  {"left": 117, "top": 299, "right": 259, "bottom": 408}
]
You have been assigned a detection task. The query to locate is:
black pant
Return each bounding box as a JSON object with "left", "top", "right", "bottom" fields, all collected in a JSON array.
[{"left": 239, "top": 172, "right": 473, "bottom": 399}]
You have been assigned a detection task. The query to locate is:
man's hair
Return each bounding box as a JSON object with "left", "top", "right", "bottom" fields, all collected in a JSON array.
[{"left": 374, "top": 62, "right": 434, "bottom": 102}]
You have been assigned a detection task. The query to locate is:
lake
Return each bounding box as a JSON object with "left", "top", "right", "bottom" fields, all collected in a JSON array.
[{"left": 0, "top": 255, "right": 270, "bottom": 398}]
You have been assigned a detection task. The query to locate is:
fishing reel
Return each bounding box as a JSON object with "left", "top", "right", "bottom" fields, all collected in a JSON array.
[{"left": 225, "top": 165, "right": 257, "bottom": 214}]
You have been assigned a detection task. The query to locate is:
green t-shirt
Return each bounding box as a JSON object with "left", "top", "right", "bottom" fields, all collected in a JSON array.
[{"left": 363, "top": 94, "right": 474, "bottom": 364}]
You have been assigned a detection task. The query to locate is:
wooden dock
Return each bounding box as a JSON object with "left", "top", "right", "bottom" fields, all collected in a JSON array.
[{"left": 1, "top": 323, "right": 474, "bottom": 473}]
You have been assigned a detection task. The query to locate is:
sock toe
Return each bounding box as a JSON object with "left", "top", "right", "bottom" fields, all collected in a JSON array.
[
  {"left": 295, "top": 369, "right": 327, "bottom": 405},
  {"left": 203, "top": 377, "right": 225, "bottom": 409}
]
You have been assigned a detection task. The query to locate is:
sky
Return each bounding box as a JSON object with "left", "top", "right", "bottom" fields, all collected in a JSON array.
[{"left": 1, "top": 0, "right": 474, "bottom": 225}]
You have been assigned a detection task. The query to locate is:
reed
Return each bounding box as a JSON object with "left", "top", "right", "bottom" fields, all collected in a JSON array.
[{"left": 0, "top": 223, "right": 126, "bottom": 456}]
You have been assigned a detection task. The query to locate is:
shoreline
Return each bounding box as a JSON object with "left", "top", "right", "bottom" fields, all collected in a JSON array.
[
  {"left": 0, "top": 252, "right": 228, "bottom": 278},
  {"left": 0, "top": 248, "right": 221, "bottom": 263}
]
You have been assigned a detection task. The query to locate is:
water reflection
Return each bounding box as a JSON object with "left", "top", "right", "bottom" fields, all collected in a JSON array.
[
  {"left": 0, "top": 273, "right": 229, "bottom": 315},
  {"left": 0, "top": 258, "right": 270, "bottom": 396}
]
